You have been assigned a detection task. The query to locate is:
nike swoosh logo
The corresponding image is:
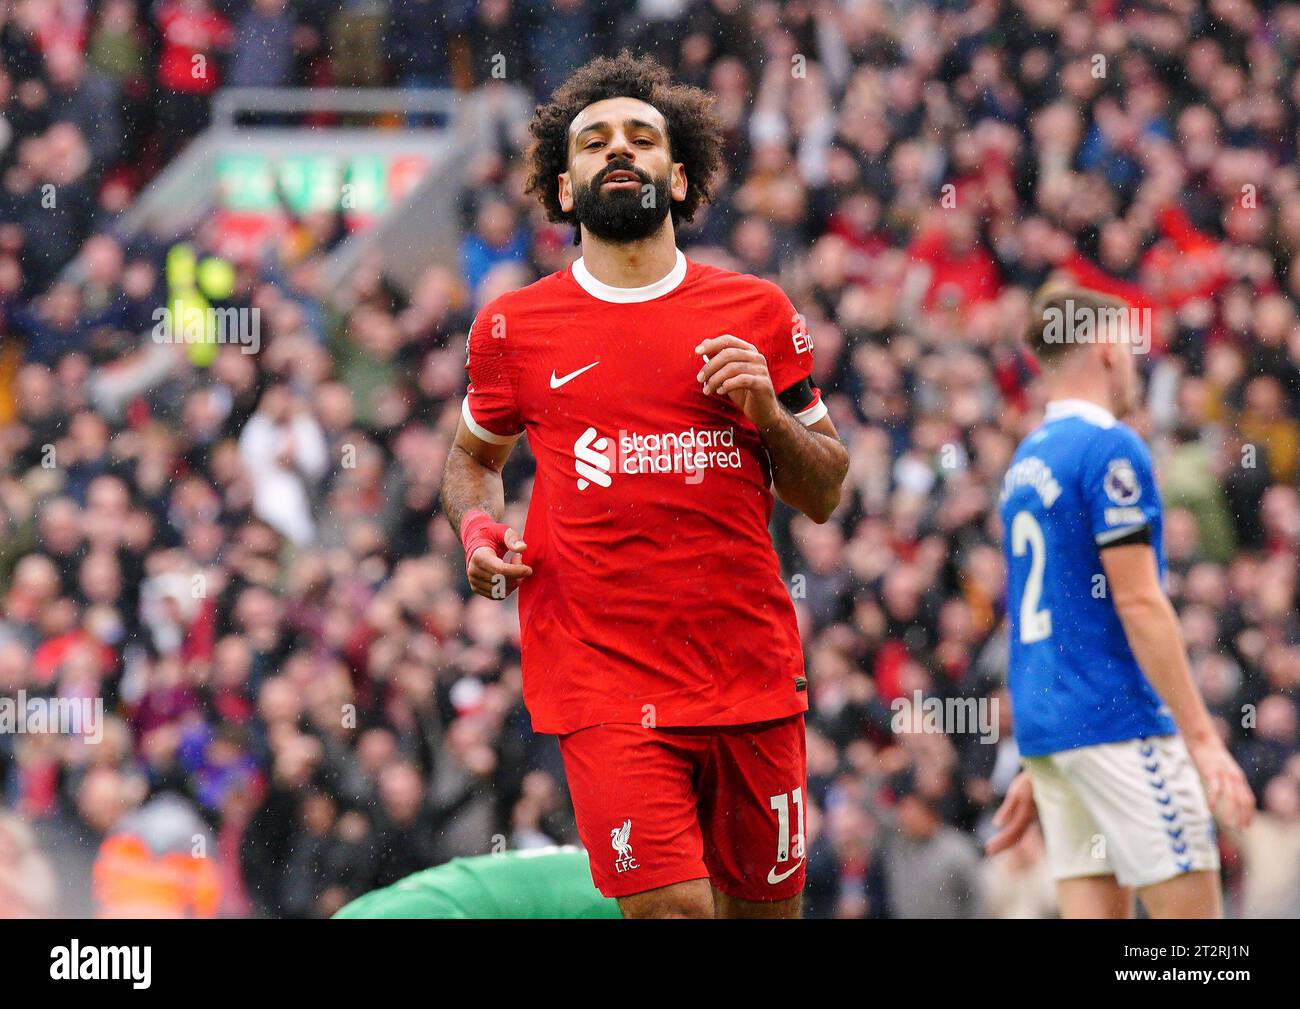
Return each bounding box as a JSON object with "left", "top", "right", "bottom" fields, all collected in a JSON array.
[
  {"left": 766, "top": 859, "right": 804, "bottom": 885},
  {"left": 550, "top": 362, "right": 599, "bottom": 388}
]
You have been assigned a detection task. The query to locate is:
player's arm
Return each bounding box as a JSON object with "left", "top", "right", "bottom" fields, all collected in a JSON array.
[
  {"left": 1100, "top": 542, "right": 1254, "bottom": 828},
  {"left": 756, "top": 401, "right": 847, "bottom": 525},
  {"left": 440, "top": 419, "right": 532, "bottom": 599},
  {"left": 446, "top": 307, "right": 533, "bottom": 599},
  {"left": 697, "top": 335, "right": 848, "bottom": 523}
]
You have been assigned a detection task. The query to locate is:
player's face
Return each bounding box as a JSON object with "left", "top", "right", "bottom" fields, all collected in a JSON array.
[{"left": 559, "top": 97, "right": 686, "bottom": 243}]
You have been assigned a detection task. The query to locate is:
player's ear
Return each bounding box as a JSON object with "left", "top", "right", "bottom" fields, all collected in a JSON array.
[
  {"left": 1097, "top": 338, "right": 1118, "bottom": 373},
  {"left": 671, "top": 163, "right": 687, "bottom": 204},
  {"left": 558, "top": 171, "right": 574, "bottom": 213}
]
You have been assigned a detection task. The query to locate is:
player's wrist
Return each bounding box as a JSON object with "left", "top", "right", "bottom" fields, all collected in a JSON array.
[
  {"left": 460, "top": 509, "right": 507, "bottom": 561},
  {"left": 750, "top": 395, "right": 784, "bottom": 434},
  {"left": 1183, "top": 724, "right": 1220, "bottom": 749}
]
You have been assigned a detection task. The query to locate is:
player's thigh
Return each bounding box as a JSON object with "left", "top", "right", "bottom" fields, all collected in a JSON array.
[
  {"left": 1138, "top": 869, "right": 1222, "bottom": 919},
  {"left": 1022, "top": 754, "right": 1116, "bottom": 885},
  {"left": 558, "top": 722, "right": 710, "bottom": 901},
  {"left": 619, "top": 879, "right": 714, "bottom": 919},
  {"left": 1058, "top": 735, "right": 1219, "bottom": 891},
  {"left": 698, "top": 714, "right": 807, "bottom": 906},
  {"left": 1055, "top": 876, "right": 1134, "bottom": 919},
  {"left": 713, "top": 888, "right": 801, "bottom": 919}
]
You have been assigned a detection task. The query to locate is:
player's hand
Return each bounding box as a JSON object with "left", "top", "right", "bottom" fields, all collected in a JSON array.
[
  {"left": 696, "top": 335, "right": 780, "bottom": 429},
  {"left": 461, "top": 511, "right": 532, "bottom": 599},
  {"left": 467, "top": 534, "right": 532, "bottom": 599},
  {"left": 1187, "top": 735, "right": 1255, "bottom": 830},
  {"left": 985, "top": 771, "right": 1037, "bottom": 856}
]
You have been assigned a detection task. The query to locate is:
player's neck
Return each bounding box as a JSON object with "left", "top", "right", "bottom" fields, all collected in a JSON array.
[
  {"left": 1043, "top": 377, "right": 1116, "bottom": 418},
  {"left": 578, "top": 226, "right": 680, "bottom": 289}
]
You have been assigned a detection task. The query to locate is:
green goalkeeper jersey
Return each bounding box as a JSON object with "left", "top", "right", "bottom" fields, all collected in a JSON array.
[{"left": 333, "top": 846, "right": 622, "bottom": 919}]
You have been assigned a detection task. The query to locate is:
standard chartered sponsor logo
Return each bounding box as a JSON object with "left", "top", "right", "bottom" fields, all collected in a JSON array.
[
  {"left": 574, "top": 427, "right": 613, "bottom": 490},
  {"left": 619, "top": 427, "right": 742, "bottom": 482},
  {"left": 572, "top": 425, "right": 743, "bottom": 490}
]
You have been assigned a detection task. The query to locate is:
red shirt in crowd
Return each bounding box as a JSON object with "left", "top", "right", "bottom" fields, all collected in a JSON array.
[
  {"left": 156, "top": 1, "right": 231, "bottom": 94},
  {"left": 908, "top": 228, "right": 1002, "bottom": 312}
]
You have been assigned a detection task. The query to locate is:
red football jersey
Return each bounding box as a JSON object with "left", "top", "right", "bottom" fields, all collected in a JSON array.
[{"left": 462, "top": 251, "right": 825, "bottom": 734}]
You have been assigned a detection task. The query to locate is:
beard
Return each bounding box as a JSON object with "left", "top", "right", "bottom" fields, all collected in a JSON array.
[{"left": 572, "top": 161, "right": 673, "bottom": 243}]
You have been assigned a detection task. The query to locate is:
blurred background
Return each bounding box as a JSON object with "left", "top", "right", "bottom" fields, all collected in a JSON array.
[{"left": 0, "top": 0, "right": 1298, "bottom": 918}]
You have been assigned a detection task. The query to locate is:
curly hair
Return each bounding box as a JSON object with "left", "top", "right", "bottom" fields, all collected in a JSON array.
[{"left": 525, "top": 50, "right": 724, "bottom": 234}]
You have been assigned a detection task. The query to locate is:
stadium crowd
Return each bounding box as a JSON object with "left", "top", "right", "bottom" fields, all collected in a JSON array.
[{"left": 2, "top": 0, "right": 1300, "bottom": 918}]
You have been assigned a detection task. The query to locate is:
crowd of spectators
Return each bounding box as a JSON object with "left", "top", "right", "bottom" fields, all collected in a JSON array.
[{"left": 2, "top": 0, "right": 1300, "bottom": 918}]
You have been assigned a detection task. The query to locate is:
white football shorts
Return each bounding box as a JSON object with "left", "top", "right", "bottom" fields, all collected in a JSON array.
[{"left": 1022, "top": 734, "right": 1219, "bottom": 889}]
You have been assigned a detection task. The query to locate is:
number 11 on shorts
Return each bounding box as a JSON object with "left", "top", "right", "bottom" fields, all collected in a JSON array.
[{"left": 770, "top": 787, "right": 806, "bottom": 862}]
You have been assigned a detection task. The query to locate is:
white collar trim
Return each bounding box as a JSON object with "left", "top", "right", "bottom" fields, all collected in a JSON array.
[
  {"left": 1044, "top": 398, "right": 1116, "bottom": 428},
  {"left": 571, "top": 249, "right": 687, "bottom": 303}
]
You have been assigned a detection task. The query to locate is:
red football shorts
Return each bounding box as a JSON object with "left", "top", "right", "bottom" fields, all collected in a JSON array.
[{"left": 558, "top": 714, "right": 807, "bottom": 902}]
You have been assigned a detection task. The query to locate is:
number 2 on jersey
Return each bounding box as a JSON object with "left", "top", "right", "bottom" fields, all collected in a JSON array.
[{"left": 1011, "top": 510, "right": 1052, "bottom": 643}]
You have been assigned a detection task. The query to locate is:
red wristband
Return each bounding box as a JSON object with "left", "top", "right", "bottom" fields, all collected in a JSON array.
[{"left": 460, "top": 509, "right": 510, "bottom": 562}]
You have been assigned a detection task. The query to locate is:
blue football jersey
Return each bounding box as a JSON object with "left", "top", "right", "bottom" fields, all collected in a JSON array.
[{"left": 999, "top": 399, "right": 1176, "bottom": 756}]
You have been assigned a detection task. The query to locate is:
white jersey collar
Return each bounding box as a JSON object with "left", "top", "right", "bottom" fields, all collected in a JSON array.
[
  {"left": 1044, "top": 398, "right": 1116, "bottom": 428},
  {"left": 571, "top": 249, "right": 687, "bottom": 303}
]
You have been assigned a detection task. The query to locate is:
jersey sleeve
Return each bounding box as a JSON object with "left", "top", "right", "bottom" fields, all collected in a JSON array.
[
  {"left": 462, "top": 307, "right": 523, "bottom": 444},
  {"left": 1081, "top": 427, "right": 1161, "bottom": 548},
  {"left": 762, "top": 283, "right": 826, "bottom": 426}
]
